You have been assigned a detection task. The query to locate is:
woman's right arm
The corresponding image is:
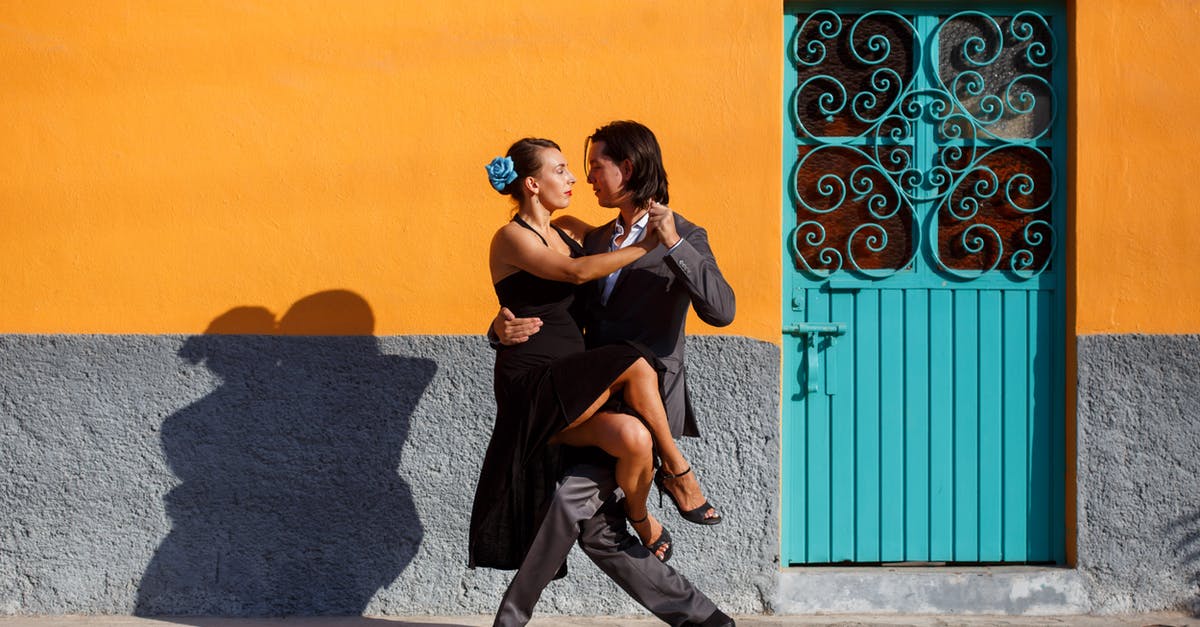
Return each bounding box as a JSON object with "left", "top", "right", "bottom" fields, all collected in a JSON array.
[{"left": 491, "top": 224, "right": 657, "bottom": 285}]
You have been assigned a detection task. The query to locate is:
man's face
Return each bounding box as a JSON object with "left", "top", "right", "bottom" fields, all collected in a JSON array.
[{"left": 586, "top": 140, "right": 627, "bottom": 209}]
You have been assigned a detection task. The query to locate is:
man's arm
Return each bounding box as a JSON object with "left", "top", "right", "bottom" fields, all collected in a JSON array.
[
  {"left": 648, "top": 204, "right": 736, "bottom": 327},
  {"left": 488, "top": 307, "right": 543, "bottom": 347}
]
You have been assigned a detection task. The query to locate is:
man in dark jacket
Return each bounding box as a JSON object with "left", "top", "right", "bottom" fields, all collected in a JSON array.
[{"left": 489, "top": 121, "right": 736, "bottom": 627}]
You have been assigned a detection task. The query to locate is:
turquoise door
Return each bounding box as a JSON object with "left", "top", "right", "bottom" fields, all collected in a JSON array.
[{"left": 781, "top": 5, "right": 1066, "bottom": 564}]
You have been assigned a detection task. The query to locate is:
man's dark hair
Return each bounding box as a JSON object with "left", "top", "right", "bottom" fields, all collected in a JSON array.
[{"left": 587, "top": 120, "right": 669, "bottom": 208}]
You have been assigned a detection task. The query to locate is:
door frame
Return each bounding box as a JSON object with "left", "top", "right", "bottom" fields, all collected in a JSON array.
[{"left": 779, "top": 1, "right": 1070, "bottom": 566}]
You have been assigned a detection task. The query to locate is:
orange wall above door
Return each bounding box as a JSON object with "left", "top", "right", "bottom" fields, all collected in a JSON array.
[
  {"left": 1, "top": 1, "right": 783, "bottom": 339},
  {"left": 5, "top": 2, "right": 1200, "bottom": 337}
]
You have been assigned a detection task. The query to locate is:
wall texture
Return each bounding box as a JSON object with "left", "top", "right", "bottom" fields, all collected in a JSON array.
[
  {"left": 1075, "top": 334, "right": 1200, "bottom": 615},
  {"left": 0, "top": 333, "right": 781, "bottom": 616},
  {"left": 1073, "top": 1, "right": 1200, "bottom": 335}
]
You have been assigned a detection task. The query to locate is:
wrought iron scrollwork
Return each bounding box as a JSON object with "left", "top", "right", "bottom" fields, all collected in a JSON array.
[
  {"left": 931, "top": 11, "right": 1056, "bottom": 142},
  {"left": 790, "top": 146, "right": 918, "bottom": 277},
  {"left": 930, "top": 145, "right": 1056, "bottom": 278},
  {"left": 789, "top": 9, "right": 1058, "bottom": 280}
]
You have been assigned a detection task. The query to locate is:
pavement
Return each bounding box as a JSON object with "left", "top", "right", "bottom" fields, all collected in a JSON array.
[{"left": 0, "top": 615, "right": 1198, "bottom": 627}]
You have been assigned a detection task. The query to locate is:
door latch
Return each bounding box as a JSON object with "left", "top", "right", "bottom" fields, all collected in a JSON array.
[{"left": 783, "top": 322, "right": 848, "bottom": 394}]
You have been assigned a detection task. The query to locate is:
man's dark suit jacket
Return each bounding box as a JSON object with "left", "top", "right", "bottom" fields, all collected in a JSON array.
[{"left": 578, "top": 211, "right": 736, "bottom": 438}]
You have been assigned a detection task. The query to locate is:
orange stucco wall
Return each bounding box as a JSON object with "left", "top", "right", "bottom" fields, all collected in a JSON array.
[
  {"left": 3, "top": 2, "right": 1199, "bottom": 338},
  {"left": 0, "top": 1, "right": 783, "bottom": 339},
  {"left": 1073, "top": 0, "right": 1200, "bottom": 335}
]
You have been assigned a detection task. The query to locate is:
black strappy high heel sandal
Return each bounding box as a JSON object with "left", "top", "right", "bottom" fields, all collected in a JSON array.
[
  {"left": 628, "top": 514, "right": 674, "bottom": 563},
  {"left": 655, "top": 465, "right": 722, "bottom": 525}
]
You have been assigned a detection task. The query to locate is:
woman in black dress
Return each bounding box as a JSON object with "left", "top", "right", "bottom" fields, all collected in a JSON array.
[{"left": 469, "top": 138, "right": 715, "bottom": 569}]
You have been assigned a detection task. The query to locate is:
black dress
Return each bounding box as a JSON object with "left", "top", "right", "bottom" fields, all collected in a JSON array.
[{"left": 468, "top": 217, "right": 658, "bottom": 572}]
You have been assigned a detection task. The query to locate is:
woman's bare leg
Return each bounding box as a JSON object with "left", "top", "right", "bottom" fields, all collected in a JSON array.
[
  {"left": 550, "top": 411, "right": 668, "bottom": 558},
  {"left": 609, "top": 359, "right": 718, "bottom": 520},
  {"left": 553, "top": 357, "right": 716, "bottom": 521}
]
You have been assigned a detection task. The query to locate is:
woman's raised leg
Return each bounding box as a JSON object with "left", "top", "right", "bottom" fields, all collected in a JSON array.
[
  {"left": 550, "top": 411, "right": 671, "bottom": 559},
  {"left": 551, "top": 355, "right": 718, "bottom": 532},
  {"left": 607, "top": 358, "right": 720, "bottom": 523}
]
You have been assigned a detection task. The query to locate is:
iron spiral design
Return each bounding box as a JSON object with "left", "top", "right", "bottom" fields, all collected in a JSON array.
[{"left": 789, "top": 10, "right": 1057, "bottom": 280}]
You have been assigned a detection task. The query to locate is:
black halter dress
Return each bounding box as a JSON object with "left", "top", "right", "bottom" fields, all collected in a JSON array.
[{"left": 468, "top": 216, "right": 661, "bottom": 572}]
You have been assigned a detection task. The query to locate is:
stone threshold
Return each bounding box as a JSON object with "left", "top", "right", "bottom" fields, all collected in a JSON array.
[{"left": 774, "top": 565, "right": 1089, "bottom": 615}]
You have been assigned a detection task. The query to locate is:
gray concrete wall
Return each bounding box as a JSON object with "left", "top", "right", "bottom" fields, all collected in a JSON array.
[
  {"left": 1076, "top": 334, "right": 1200, "bottom": 615},
  {"left": 7, "top": 331, "right": 1198, "bottom": 618},
  {"left": 0, "top": 334, "right": 780, "bottom": 617}
]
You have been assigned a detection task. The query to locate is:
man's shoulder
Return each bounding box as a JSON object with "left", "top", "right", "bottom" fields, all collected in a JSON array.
[
  {"left": 672, "top": 211, "right": 703, "bottom": 236},
  {"left": 583, "top": 217, "right": 619, "bottom": 247}
]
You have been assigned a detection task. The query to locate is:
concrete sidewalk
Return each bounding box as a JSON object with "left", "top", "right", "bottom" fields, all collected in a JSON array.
[{"left": 0, "top": 615, "right": 1198, "bottom": 627}]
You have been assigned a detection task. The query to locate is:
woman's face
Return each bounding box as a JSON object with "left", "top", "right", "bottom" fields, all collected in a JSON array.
[
  {"left": 586, "top": 140, "right": 628, "bottom": 209},
  {"left": 531, "top": 147, "right": 575, "bottom": 211}
]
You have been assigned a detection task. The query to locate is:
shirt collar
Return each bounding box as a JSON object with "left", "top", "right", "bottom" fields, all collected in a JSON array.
[{"left": 613, "top": 211, "right": 650, "bottom": 237}]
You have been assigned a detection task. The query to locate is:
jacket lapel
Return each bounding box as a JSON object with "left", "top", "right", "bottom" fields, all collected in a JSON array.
[
  {"left": 590, "top": 215, "right": 665, "bottom": 305},
  {"left": 588, "top": 219, "right": 617, "bottom": 254},
  {"left": 589, "top": 219, "right": 618, "bottom": 301},
  {"left": 611, "top": 243, "right": 661, "bottom": 301}
]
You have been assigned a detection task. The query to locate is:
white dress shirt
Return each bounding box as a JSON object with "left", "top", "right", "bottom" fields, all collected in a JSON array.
[{"left": 600, "top": 212, "right": 650, "bottom": 305}]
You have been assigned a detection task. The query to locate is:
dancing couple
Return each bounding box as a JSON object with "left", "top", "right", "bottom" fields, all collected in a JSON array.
[{"left": 469, "top": 121, "right": 737, "bottom": 627}]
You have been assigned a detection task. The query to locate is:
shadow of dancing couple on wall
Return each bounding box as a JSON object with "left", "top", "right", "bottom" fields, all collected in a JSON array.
[
  {"left": 1168, "top": 508, "right": 1200, "bottom": 617},
  {"left": 136, "top": 290, "right": 437, "bottom": 618}
]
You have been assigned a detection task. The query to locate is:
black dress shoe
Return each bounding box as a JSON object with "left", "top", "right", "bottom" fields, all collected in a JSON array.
[{"left": 683, "top": 608, "right": 735, "bottom": 627}]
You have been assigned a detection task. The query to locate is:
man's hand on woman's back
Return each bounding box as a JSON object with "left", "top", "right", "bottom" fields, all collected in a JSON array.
[{"left": 495, "top": 307, "right": 543, "bottom": 345}]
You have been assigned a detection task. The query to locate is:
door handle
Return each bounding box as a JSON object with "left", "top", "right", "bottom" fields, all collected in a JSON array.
[
  {"left": 783, "top": 322, "right": 848, "bottom": 395},
  {"left": 783, "top": 322, "right": 847, "bottom": 336}
]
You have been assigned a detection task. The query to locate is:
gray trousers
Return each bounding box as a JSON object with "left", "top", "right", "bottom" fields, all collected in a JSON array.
[{"left": 493, "top": 463, "right": 718, "bottom": 627}]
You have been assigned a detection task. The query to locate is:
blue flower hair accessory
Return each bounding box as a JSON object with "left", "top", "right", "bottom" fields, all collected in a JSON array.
[{"left": 486, "top": 156, "right": 518, "bottom": 192}]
